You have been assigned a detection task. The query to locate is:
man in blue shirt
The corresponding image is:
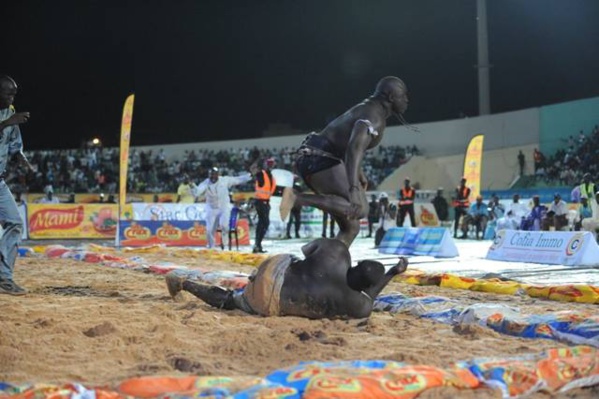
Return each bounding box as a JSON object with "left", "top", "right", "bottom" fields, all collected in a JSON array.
[{"left": 458, "top": 195, "right": 489, "bottom": 240}]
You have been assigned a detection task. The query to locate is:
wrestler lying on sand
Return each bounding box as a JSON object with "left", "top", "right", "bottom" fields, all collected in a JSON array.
[{"left": 166, "top": 238, "right": 408, "bottom": 319}]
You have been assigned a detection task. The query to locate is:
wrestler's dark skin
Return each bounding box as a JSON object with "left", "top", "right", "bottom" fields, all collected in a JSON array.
[
  {"left": 166, "top": 238, "right": 408, "bottom": 320},
  {"left": 293, "top": 77, "right": 409, "bottom": 247}
]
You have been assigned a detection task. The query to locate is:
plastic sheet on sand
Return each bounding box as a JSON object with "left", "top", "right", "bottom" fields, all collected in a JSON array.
[{"left": 2, "top": 347, "right": 598, "bottom": 398}]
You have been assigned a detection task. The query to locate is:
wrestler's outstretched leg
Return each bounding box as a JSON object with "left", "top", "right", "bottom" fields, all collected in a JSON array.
[{"left": 165, "top": 273, "right": 236, "bottom": 309}]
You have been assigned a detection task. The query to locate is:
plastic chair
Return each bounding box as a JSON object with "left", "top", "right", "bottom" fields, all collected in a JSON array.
[{"left": 227, "top": 206, "right": 240, "bottom": 251}]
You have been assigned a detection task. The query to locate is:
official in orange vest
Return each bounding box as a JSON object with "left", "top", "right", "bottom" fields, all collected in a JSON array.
[
  {"left": 397, "top": 177, "right": 416, "bottom": 227},
  {"left": 250, "top": 158, "right": 277, "bottom": 253},
  {"left": 452, "top": 177, "right": 471, "bottom": 238}
]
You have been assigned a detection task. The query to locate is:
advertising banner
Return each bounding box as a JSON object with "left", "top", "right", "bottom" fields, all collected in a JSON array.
[
  {"left": 378, "top": 227, "right": 458, "bottom": 258},
  {"left": 28, "top": 204, "right": 119, "bottom": 239},
  {"left": 119, "top": 219, "right": 250, "bottom": 247},
  {"left": 131, "top": 203, "right": 207, "bottom": 221},
  {"left": 463, "top": 134, "right": 484, "bottom": 201},
  {"left": 486, "top": 230, "right": 599, "bottom": 266},
  {"left": 119, "top": 94, "right": 134, "bottom": 220},
  {"left": 397, "top": 203, "right": 440, "bottom": 227}
]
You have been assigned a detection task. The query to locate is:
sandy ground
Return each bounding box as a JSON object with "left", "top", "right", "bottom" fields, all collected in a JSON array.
[{"left": 1, "top": 251, "right": 598, "bottom": 398}]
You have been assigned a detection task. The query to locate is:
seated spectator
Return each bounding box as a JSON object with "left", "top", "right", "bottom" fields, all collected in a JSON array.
[
  {"left": 581, "top": 191, "right": 599, "bottom": 241},
  {"left": 574, "top": 196, "right": 593, "bottom": 231},
  {"left": 496, "top": 194, "right": 527, "bottom": 231},
  {"left": 459, "top": 195, "right": 489, "bottom": 240},
  {"left": 520, "top": 195, "right": 547, "bottom": 231},
  {"left": 542, "top": 193, "right": 569, "bottom": 231},
  {"left": 484, "top": 195, "right": 504, "bottom": 239}
]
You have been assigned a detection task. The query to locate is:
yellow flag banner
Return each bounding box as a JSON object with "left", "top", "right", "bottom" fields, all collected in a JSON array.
[
  {"left": 118, "top": 95, "right": 135, "bottom": 244},
  {"left": 463, "top": 134, "right": 484, "bottom": 201}
]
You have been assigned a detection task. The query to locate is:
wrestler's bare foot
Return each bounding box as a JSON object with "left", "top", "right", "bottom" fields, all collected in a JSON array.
[
  {"left": 388, "top": 257, "right": 408, "bottom": 276},
  {"left": 165, "top": 272, "right": 186, "bottom": 302},
  {"left": 279, "top": 187, "right": 297, "bottom": 221}
]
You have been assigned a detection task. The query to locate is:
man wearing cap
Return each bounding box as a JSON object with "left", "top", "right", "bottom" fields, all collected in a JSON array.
[
  {"left": 581, "top": 191, "right": 599, "bottom": 241},
  {"left": 397, "top": 177, "right": 416, "bottom": 227},
  {"left": 250, "top": 159, "right": 277, "bottom": 253},
  {"left": 459, "top": 195, "right": 489, "bottom": 239},
  {"left": 194, "top": 167, "right": 252, "bottom": 249},
  {"left": 542, "top": 193, "right": 569, "bottom": 231},
  {"left": 452, "top": 178, "right": 471, "bottom": 238}
]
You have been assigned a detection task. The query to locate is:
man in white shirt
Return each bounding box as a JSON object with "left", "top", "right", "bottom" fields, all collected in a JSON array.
[
  {"left": 581, "top": 191, "right": 599, "bottom": 241},
  {"left": 496, "top": 194, "right": 528, "bottom": 231},
  {"left": 38, "top": 191, "right": 60, "bottom": 204},
  {"left": 194, "top": 167, "right": 252, "bottom": 249},
  {"left": 542, "top": 193, "right": 568, "bottom": 231}
]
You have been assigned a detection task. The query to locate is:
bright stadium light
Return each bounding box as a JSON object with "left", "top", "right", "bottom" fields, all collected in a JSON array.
[{"left": 92, "top": 137, "right": 101, "bottom": 146}]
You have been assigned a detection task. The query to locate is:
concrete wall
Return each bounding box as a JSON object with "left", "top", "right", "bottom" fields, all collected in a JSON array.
[
  {"left": 132, "top": 106, "right": 541, "bottom": 161},
  {"left": 378, "top": 143, "right": 538, "bottom": 194},
  {"left": 378, "top": 107, "right": 539, "bottom": 157}
]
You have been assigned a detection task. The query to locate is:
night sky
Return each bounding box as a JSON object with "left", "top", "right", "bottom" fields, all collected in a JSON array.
[{"left": 4, "top": 0, "right": 599, "bottom": 150}]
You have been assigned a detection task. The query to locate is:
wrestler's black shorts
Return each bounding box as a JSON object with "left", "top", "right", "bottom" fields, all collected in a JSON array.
[{"left": 295, "top": 133, "right": 343, "bottom": 187}]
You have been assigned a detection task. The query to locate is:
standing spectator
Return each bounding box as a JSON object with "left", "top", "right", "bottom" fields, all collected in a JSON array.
[
  {"left": 431, "top": 188, "right": 449, "bottom": 222},
  {"left": 176, "top": 174, "right": 196, "bottom": 203},
  {"left": 452, "top": 177, "right": 471, "bottom": 238},
  {"left": 366, "top": 194, "right": 379, "bottom": 238},
  {"left": 194, "top": 167, "right": 252, "bottom": 249},
  {"left": 250, "top": 158, "right": 276, "bottom": 253},
  {"left": 375, "top": 193, "right": 397, "bottom": 247},
  {"left": 285, "top": 181, "right": 303, "bottom": 239},
  {"left": 533, "top": 148, "right": 544, "bottom": 173},
  {"left": 579, "top": 173, "right": 595, "bottom": 202},
  {"left": 542, "top": 193, "right": 569, "bottom": 231},
  {"left": 397, "top": 177, "right": 416, "bottom": 227},
  {"left": 322, "top": 212, "right": 336, "bottom": 238},
  {"left": 0, "top": 75, "right": 34, "bottom": 295},
  {"left": 517, "top": 150, "right": 525, "bottom": 176}
]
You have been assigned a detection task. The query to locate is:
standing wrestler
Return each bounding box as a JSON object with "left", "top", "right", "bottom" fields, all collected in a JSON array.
[
  {"left": 166, "top": 238, "right": 408, "bottom": 319},
  {"left": 289, "top": 76, "right": 409, "bottom": 247},
  {"left": 0, "top": 76, "right": 34, "bottom": 295}
]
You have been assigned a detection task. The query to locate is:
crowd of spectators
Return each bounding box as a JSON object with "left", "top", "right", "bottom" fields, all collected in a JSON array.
[
  {"left": 532, "top": 125, "right": 599, "bottom": 186},
  {"left": 7, "top": 143, "right": 415, "bottom": 196}
]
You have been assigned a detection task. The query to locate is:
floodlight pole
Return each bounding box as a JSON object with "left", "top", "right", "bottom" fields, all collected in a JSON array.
[{"left": 476, "top": 0, "right": 491, "bottom": 115}]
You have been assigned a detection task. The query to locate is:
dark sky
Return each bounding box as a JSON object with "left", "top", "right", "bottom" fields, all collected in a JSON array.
[{"left": 4, "top": 0, "right": 599, "bottom": 150}]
